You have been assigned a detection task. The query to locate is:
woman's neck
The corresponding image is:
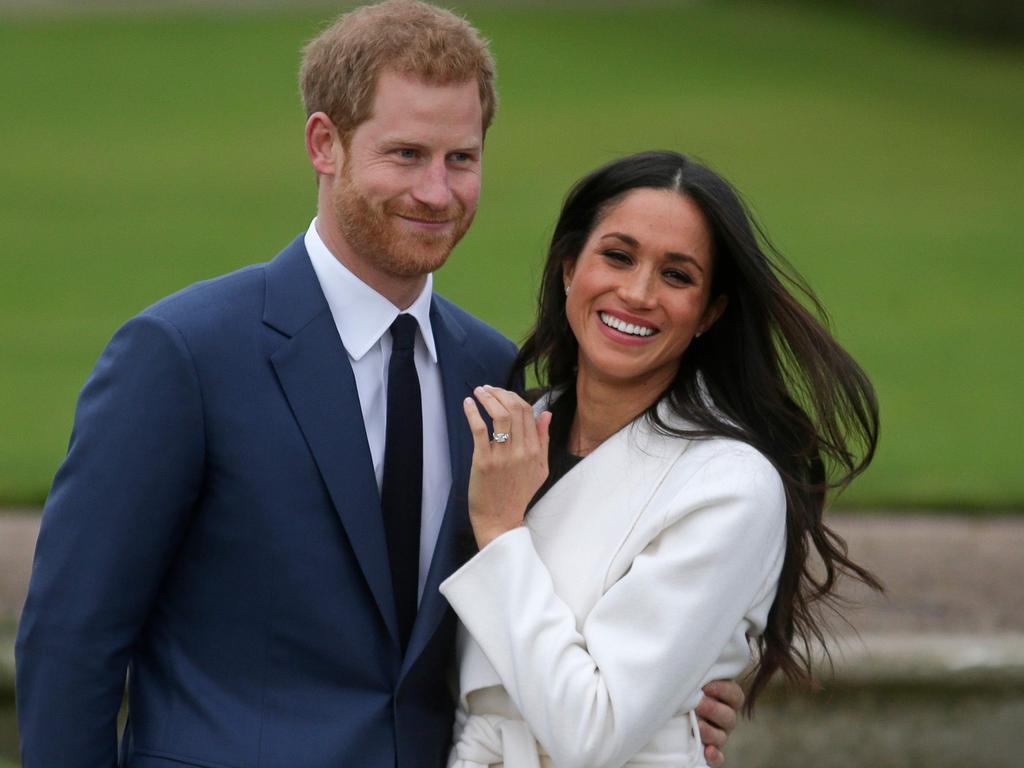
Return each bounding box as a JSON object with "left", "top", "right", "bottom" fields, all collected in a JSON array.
[{"left": 569, "top": 371, "right": 667, "bottom": 456}]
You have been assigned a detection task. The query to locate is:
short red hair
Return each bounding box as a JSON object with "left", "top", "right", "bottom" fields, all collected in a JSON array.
[{"left": 300, "top": 0, "right": 498, "bottom": 140}]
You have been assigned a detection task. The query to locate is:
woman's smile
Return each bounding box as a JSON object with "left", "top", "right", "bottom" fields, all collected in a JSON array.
[{"left": 597, "top": 310, "right": 658, "bottom": 339}]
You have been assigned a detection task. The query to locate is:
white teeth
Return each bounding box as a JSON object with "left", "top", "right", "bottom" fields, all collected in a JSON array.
[{"left": 599, "top": 312, "right": 654, "bottom": 337}]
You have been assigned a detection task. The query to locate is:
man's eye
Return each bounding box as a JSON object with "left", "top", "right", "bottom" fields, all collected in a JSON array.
[
  {"left": 396, "top": 149, "right": 418, "bottom": 159},
  {"left": 449, "top": 152, "right": 472, "bottom": 163}
]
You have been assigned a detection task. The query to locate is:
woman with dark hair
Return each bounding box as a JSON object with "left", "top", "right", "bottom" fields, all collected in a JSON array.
[{"left": 440, "top": 151, "right": 880, "bottom": 768}]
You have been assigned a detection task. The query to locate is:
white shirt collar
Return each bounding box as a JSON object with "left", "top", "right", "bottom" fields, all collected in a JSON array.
[{"left": 304, "top": 217, "right": 438, "bottom": 363}]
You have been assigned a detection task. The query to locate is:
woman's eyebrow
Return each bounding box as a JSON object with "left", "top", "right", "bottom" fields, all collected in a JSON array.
[
  {"left": 600, "top": 232, "right": 639, "bottom": 247},
  {"left": 664, "top": 252, "right": 704, "bottom": 274}
]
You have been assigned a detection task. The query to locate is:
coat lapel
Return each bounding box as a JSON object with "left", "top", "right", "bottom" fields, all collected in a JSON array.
[
  {"left": 263, "top": 237, "right": 399, "bottom": 647},
  {"left": 526, "top": 398, "right": 694, "bottom": 580}
]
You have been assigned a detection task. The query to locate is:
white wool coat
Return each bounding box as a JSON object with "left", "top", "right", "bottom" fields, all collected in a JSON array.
[{"left": 440, "top": 399, "right": 787, "bottom": 768}]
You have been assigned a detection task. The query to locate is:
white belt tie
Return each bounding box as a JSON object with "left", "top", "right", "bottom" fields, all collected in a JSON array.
[
  {"left": 450, "top": 709, "right": 706, "bottom": 767},
  {"left": 451, "top": 714, "right": 542, "bottom": 768}
]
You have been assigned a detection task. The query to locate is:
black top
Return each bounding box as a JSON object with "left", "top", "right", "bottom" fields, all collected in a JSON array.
[{"left": 529, "top": 388, "right": 584, "bottom": 510}]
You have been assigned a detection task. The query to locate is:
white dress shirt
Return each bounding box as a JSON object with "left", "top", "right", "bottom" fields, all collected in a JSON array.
[{"left": 304, "top": 218, "right": 451, "bottom": 601}]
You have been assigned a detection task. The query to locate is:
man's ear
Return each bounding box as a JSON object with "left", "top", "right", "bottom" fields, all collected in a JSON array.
[
  {"left": 698, "top": 294, "right": 728, "bottom": 336},
  {"left": 305, "top": 112, "right": 342, "bottom": 177}
]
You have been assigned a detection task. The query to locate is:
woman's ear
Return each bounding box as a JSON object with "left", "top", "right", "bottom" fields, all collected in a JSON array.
[
  {"left": 562, "top": 259, "right": 576, "bottom": 294},
  {"left": 698, "top": 294, "right": 729, "bottom": 336}
]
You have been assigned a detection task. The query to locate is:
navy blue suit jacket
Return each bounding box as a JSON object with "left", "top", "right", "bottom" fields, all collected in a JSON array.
[{"left": 15, "top": 235, "right": 519, "bottom": 768}]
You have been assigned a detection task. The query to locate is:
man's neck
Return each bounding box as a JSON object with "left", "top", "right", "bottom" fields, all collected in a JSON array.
[{"left": 314, "top": 217, "right": 426, "bottom": 310}]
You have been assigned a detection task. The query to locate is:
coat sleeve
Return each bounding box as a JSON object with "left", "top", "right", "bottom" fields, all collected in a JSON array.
[
  {"left": 440, "top": 449, "right": 786, "bottom": 768},
  {"left": 15, "top": 312, "right": 205, "bottom": 768}
]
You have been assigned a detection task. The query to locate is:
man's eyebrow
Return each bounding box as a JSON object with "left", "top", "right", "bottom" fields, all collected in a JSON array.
[
  {"left": 599, "top": 232, "right": 705, "bottom": 273},
  {"left": 379, "top": 137, "right": 482, "bottom": 152},
  {"left": 378, "top": 138, "right": 426, "bottom": 150}
]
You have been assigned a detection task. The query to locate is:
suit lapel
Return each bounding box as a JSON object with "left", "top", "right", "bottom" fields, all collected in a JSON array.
[
  {"left": 527, "top": 402, "right": 693, "bottom": 562},
  {"left": 401, "top": 299, "right": 482, "bottom": 675},
  {"left": 264, "top": 237, "right": 399, "bottom": 647}
]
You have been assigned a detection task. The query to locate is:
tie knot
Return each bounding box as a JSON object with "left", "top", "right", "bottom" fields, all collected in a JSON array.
[{"left": 390, "top": 314, "right": 418, "bottom": 352}]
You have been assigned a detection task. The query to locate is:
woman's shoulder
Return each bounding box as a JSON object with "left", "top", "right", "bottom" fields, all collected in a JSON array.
[
  {"left": 680, "top": 432, "right": 778, "bottom": 475},
  {"left": 627, "top": 432, "right": 787, "bottom": 565},
  {"left": 650, "top": 399, "right": 777, "bottom": 476},
  {"left": 642, "top": 416, "right": 786, "bottom": 523}
]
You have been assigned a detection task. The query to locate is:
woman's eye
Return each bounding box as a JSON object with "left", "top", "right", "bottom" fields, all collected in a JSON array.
[
  {"left": 664, "top": 269, "right": 693, "bottom": 285},
  {"left": 602, "top": 250, "right": 631, "bottom": 264}
]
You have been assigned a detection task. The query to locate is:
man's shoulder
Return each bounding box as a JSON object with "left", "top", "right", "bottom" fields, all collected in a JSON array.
[
  {"left": 141, "top": 262, "right": 268, "bottom": 329},
  {"left": 136, "top": 233, "right": 309, "bottom": 335},
  {"left": 432, "top": 294, "right": 517, "bottom": 354},
  {"left": 431, "top": 294, "right": 521, "bottom": 387}
]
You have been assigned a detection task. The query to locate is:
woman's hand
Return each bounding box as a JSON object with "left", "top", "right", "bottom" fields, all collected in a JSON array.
[
  {"left": 697, "top": 679, "right": 745, "bottom": 767},
  {"left": 463, "top": 386, "right": 552, "bottom": 549}
]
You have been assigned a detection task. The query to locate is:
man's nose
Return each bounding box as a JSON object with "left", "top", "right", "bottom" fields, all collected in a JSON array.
[{"left": 411, "top": 158, "right": 453, "bottom": 210}]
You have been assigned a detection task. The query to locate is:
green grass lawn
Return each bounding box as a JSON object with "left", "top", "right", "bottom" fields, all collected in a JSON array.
[{"left": 0, "top": 1, "right": 1021, "bottom": 508}]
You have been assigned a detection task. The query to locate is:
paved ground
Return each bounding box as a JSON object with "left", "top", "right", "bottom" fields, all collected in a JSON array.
[
  {"left": 6, "top": 510, "right": 1024, "bottom": 628},
  {"left": 3, "top": 509, "right": 1024, "bottom": 685},
  {"left": 808, "top": 513, "right": 1024, "bottom": 682},
  {"left": 831, "top": 513, "right": 1024, "bottom": 634},
  {"left": 0, "top": 515, "right": 37, "bottom": 625}
]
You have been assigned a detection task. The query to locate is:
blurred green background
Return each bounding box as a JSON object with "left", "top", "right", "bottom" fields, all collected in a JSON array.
[{"left": 0, "top": 0, "right": 1022, "bottom": 509}]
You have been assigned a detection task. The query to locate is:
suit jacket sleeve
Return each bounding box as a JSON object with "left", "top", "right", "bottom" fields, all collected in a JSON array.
[
  {"left": 16, "top": 313, "right": 205, "bottom": 767},
  {"left": 440, "top": 448, "right": 786, "bottom": 768}
]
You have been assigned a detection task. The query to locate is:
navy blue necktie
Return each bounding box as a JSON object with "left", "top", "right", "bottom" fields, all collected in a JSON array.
[{"left": 381, "top": 314, "right": 422, "bottom": 651}]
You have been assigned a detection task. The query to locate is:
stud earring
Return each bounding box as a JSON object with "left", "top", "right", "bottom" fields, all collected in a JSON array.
[{"left": 564, "top": 284, "right": 570, "bottom": 296}]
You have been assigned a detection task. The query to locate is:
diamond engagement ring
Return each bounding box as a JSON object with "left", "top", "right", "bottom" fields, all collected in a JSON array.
[{"left": 491, "top": 432, "right": 511, "bottom": 444}]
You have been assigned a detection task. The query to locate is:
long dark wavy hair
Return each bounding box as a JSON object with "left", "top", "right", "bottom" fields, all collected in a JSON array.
[{"left": 512, "top": 150, "right": 882, "bottom": 711}]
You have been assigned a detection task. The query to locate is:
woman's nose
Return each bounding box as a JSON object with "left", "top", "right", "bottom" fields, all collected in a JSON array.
[{"left": 617, "top": 270, "right": 656, "bottom": 308}]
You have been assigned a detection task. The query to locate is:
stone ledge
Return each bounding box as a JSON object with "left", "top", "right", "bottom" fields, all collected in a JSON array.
[
  {"left": 817, "top": 632, "right": 1024, "bottom": 686},
  {"left": 5, "top": 631, "right": 1024, "bottom": 698},
  {"left": 0, "top": 635, "right": 12, "bottom": 699}
]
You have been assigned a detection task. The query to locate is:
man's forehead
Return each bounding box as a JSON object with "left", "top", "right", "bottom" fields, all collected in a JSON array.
[
  {"left": 371, "top": 70, "right": 481, "bottom": 107},
  {"left": 362, "top": 70, "right": 483, "bottom": 146}
]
